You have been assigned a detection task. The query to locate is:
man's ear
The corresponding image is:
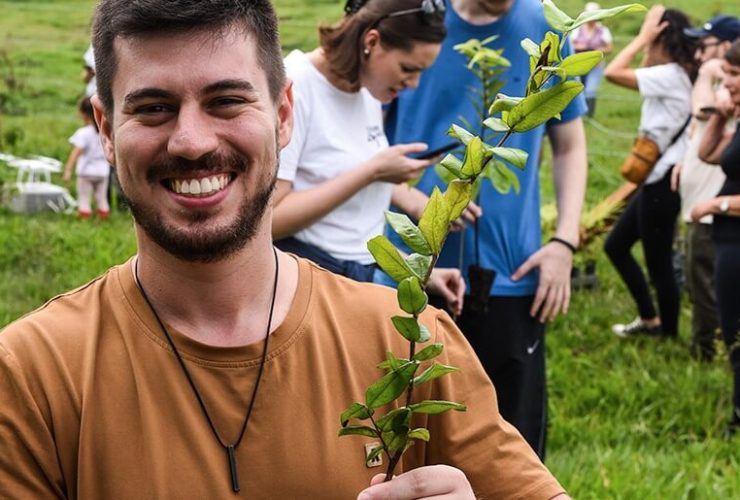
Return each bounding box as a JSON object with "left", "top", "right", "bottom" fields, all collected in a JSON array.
[
  {"left": 91, "top": 95, "right": 116, "bottom": 166},
  {"left": 277, "top": 80, "right": 294, "bottom": 150}
]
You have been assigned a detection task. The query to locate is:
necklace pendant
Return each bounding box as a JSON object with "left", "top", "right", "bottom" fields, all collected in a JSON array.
[{"left": 227, "top": 445, "right": 240, "bottom": 492}]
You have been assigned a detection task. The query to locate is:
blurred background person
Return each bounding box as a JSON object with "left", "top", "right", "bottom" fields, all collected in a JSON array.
[
  {"left": 272, "top": 0, "right": 464, "bottom": 313},
  {"left": 62, "top": 96, "right": 109, "bottom": 220},
  {"left": 672, "top": 15, "right": 740, "bottom": 361},
  {"left": 692, "top": 38, "right": 740, "bottom": 438},
  {"left": 604, "top": 5, "right": 697, "bottom": 338},
  {"left": 571, "top": 2, "right": 613, "bottom": 117}
]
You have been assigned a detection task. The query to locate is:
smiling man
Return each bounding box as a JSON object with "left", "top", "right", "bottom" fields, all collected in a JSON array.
[{"left": 0, "top": 1, "right": 569, "bottom": 498}]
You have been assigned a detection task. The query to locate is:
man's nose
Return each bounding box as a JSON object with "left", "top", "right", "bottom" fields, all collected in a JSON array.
[{"left": 167, "top": 105, "right": 219, "bottom": 160}]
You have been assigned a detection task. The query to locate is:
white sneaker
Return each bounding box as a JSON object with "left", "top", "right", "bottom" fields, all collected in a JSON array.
[{"left": 612, "top": 317, "right": 661, "bottom": 337}]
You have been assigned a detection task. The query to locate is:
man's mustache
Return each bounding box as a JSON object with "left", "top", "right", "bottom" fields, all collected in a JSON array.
[{"left": 145, "top": 152, "right": 248, "bottom": 182}]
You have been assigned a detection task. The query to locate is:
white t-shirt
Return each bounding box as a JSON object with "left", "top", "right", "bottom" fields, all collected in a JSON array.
[
  {"left": 279, "top": 50, "right": 391, "bottom": 264},
  {"left": 679, "top": 120, "right": 727, "bottom": 223},
  {"left": 635, "top": 63, "right": 692, "bottom": 184},
  {"left": 68, "top": 125, "right": 109, "bottom": 178}
]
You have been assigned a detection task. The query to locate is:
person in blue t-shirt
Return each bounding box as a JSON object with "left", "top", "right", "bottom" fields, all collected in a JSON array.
[{"left": 383, "top": 0, "right": 587, "bottom": 459}]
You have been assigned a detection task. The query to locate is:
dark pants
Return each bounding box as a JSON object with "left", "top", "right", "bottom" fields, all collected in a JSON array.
[
  {"left": 455, "top": 295, "right": 547, "bottom": 460},
  {"left": 685, "top": 223, "right": 720, "bottom": 359},
  {"left": 604, "top": 170, "right": 681, "bottom": 335},
  {"left": 274, "top": 237, "right": 376, "bottom": 282},
  {"left": 714, "top": 241, "right": 740, "bottom": 411}
]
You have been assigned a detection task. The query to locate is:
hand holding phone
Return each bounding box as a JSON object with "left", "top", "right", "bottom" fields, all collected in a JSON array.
[{"left": 409, "top": 142, "right": 458, "bottom": 160}]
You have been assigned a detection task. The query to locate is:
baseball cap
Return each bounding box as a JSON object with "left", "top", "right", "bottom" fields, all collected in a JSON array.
[{"left": 684, "top": 15, "right": 740, "bottom": 42}]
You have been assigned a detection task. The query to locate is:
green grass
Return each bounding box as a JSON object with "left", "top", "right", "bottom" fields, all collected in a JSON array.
[{"left": 2, "top": 1, "right": 740, "bottom": 497}]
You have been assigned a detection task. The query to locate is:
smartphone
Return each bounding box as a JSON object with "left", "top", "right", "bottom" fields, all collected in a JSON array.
[
  {"left": 699, "top": 106, "right": 719, "bottom": 115},
  {"left": 410, "top": 142, "right": 458, "bottom": 160}
]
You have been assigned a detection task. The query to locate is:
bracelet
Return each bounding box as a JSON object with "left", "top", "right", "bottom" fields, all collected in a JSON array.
[{"left": 548, "top": 236, "right": 577, "bottom": 254}]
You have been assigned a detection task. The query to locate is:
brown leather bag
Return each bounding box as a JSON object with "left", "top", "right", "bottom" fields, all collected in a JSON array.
[{"left": 619, "top": 135, "right": 660, "bottom": 184}]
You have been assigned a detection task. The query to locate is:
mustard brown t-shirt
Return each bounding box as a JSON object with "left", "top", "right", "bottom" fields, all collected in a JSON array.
[{"left": 0, "top": 257, "right": 564, "bottom": 499}]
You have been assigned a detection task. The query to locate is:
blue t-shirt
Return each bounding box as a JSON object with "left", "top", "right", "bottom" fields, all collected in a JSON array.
[{"left": 383, "top": 0, "right": 586, "bottom": 296}]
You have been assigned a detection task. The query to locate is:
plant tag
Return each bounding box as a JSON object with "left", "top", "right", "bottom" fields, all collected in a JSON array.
[{"left": 364, "top": 442, "right": 383, "bottom": 468}]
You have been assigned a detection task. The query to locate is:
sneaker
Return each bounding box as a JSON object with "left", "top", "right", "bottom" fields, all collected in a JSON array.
[{"left": 612, "top": 317, "right": 661, "bottom": 337}]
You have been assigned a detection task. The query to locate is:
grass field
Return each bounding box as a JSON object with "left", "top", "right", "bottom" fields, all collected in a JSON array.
[{"left": 2, "top": 1, "right": 740, "bottom": 497}]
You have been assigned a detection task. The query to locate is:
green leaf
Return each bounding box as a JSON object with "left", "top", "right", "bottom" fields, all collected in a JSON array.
[
  {"left": 405, "top": 253, "right": 432, "bottom": 281},
  {"left": 384, "top": 212, "right": 432, "bottom": 256},
  {"left": 559, "top": 51, "right": 603, "bottom": 77},
  {"left": 540, "top": 65, "right": 567, "bottom": 80},
  {"left": 398, "top": 277, "right": 428, "bottom": 315},
  {"left": 391, "top": 315, "right": 422, "bottom": 342},
  {"left": 447, "top": 124, "right": 475, "bottom": 145},
  {"left": 340, "top": 402, "right": 373, "bottom": 426},
  {"left": 413, "top": 363, "right": 461, "bottom": 385},
  {"left": 484, "top": 159, "right": 521, "bottom": 194},
  {"left": 444, "top": 180, "right": 473, "bottom": 225},
  {"left": 520, "top": 38, "right": 540, "bottom": 58},
  {"left": 542, "top": 0, "right": 574, "bottom": 32},
  {"left": 376, "top": 407, "right": 412, "bottom": 432},
  {"left": 460, "top": 136, "right": 488, "bottom": 177},
  {"left": 376, "top": 351, "right": 405, "bottom": 372},
  {"left": 488, "top": 93, "right": 523, "bottom": 115},
  {"left": 365, "top": 361, "right": 419, "bottom": 410},
  {"left": 542, "top": 31, "right": 563, "bottom": 65},
  {"left": 413, "top": 343, "right": 444, "bottom": 361},
  {"left": 408, "top": 400, "right": 467, "bottom": 414},
  {"left": 338, "top": 425, "right": 379, "bottom": 438},
  {"left": 568, "top": 4, "right": 646, "bottom": 33},
  {"left": 367, "top": 235, "right": 413, "bottom": 283},
  {"left": 408, "top": 428, "right": 431, "bottom": 442},
  {"left": 435, "top": 163, "right": 460, "bottom": 185},
  {"left": 383, "top": 429, "right": 409, "bottom": 452},
  {"left": 418, "top": 187, "right": 450, "bottom": 255},
  {"left": 438, "top": 154, "right": 465, "bottom": 180},
  {"left": 490, "top": 147, "right": 528, "bottom": 169},
  {"left": 483, "top": 117, "right": 510, "bottom": 133},
  {"left": 506, "top": 80, "right": 583, "bottom": 132}
]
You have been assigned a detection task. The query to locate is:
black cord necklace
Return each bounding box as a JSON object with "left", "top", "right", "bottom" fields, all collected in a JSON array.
[{"left": 134, "top": 247, "right": 279, "bottom": 493}]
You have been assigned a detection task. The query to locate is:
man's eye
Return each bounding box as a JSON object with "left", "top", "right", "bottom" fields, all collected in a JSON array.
[
  {"left": 211, "top": 97, "right": 246, "bottom": 108},
  {"left": 137, "top": 104, "right": 171, "bottom": 114}
]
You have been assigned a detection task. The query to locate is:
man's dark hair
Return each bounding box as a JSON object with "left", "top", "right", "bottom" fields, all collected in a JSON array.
[
  {"left": 92, "top": 0, "right": 286, "bottom": 115},
  {"left": 319, "top": 0, "right": 446, "bottom": 92}
]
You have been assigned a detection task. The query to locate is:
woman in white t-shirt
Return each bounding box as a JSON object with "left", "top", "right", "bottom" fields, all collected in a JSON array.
[
  {"left": 62, "top": 96, "right": 110, "bottom": 219},
  {"left": 273, "top": 0, "right": 466, "bottom": 313},
  {"left": 603, "top": 5, "right": 697, "bottom": 338}
]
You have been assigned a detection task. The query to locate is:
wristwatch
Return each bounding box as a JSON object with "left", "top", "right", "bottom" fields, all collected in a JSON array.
[{"left": 719, "top": 197, "right": 730, "bottom": 214}]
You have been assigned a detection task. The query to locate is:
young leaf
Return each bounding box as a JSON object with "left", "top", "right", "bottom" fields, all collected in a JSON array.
[
  {"left": 542, "top": 31, "right": 563, "bottom": 65},
  {"left": 365, "top": 361, "right": 419, "bottom": 410},
  {"left": 460, "top": 136, "right": 488, "bottom": 177},
  {"left": 377, "top": 351, "right": 402, "bottom": 371},
  {"left": 338, "top": 425, "right": 379, "bottom": 438},
  {"left": 340, "top": 402, "right": 373, "bottom": 426},
  {"left": 376, "top": 407, "right": 412, "bottom": 432},
  {"left": 488, "top": 93, "right": 523, "bottom": 115},
  {"left": 383, "top": 429, "right": 409, "bottom": 453},
  {"left": 385, "top": 212, "right": 433, "bottom": 256},
  {"left": 413, "top": 343, "right": 444, "bottom": 361},
  {"left": 444, "top": 180, "right": 473, "bottom": 225},
  {"left": 438, "top": 154, "right": 466, "bottom": 180},
  {"left": 418, "top": 187, "right": 451, "bottom": 255},
  {"left": 520, "top": 38, "right": 541, "bottom": 58},
  {"left": 367, "top": 235, "right": 413, "bottom": 283},
  {"left": 392, "top": 315, "right": 426, "bottom": 343},
  {"left": 482, "top": 117, "right": 510, "bottom": 133},
  {"left": 417, "top": 323, "right": 432, "bottom": 343},
  {"left": 569, "top": 4, "right": 646, "bottom": 33},
  {"left": 490, "top": 147, "right": 528, "bottom": 169},
  {"left": 406, "top": 253, "right": 432, "bottom": 281},
  {"left": 398, "top": 277, "right": 428, "bottom": 315},
  {"left": 408, "top": 400, "right": 467, "bottom": 414},
  {"left": 559, "top": 51, "right": 603, "bottom": 77},
  {"left": 542, "top": 0, "right": 574, "bottom": 32},
  {"left": 408, "top": 428, "right": 431, "bottom": 442},
  {"left": 447, "top": 124, "right": 475, "bottom": 145},
  {"left": 413, "top": 363, "right": 461, "bottom": 385},
  {"left": 506, "top": 80, "right": 583, "bottom": 132}
]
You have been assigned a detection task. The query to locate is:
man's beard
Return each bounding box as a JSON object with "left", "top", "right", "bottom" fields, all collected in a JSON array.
[{"left": 121, "top": 150, "right": 277, "bottom": 263}]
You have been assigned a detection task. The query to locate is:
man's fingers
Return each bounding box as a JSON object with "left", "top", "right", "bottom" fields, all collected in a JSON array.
[{"left": 512, "top": 257, "right": 536, "bottom": 282}]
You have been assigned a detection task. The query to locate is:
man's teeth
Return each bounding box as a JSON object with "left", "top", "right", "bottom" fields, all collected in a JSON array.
[{"left": 171, "top": 175, "right": 229, "bottom": 196}]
